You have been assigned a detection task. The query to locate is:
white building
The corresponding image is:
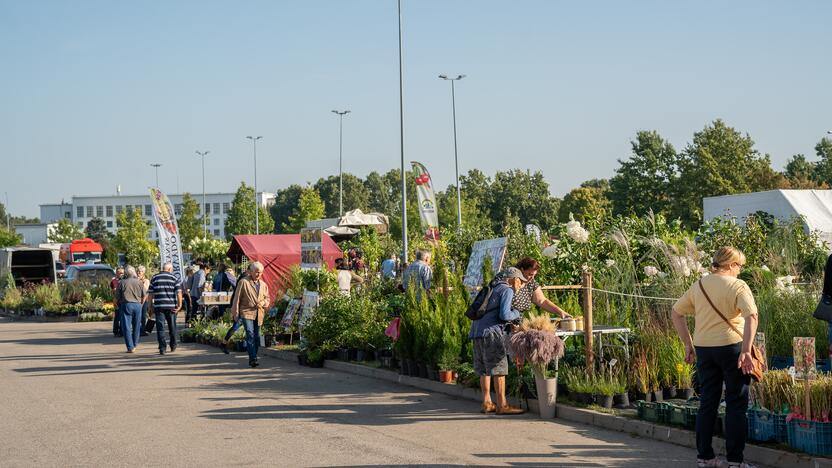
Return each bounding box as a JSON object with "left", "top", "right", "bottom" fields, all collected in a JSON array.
[
  {"left": 39, "top": 192, "right": 276, "bottom": 241},
  {"left": 13, "top": 223, "right": 57, "bottom": 246}
]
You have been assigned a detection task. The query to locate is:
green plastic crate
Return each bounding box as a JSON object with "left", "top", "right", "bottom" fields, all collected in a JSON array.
[
  {"left": 637, "top": 400, "right": 661, "bottom": 422},
  {"left": 668, "top": 403, "right": 698, "bottom": 429}
]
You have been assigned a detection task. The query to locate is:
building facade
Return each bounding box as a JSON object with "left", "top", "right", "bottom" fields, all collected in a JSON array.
[{"left": 39, "top": 192, "right": 276, "bottom": 241}]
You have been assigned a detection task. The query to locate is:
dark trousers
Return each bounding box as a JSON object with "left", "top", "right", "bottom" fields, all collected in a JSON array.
[
  {"left": 140, "top": 301, "right": 150, "bottom": 334},
  {"left": 696, "top": 343, "right": 749, "bottom": 463},
  {"left": 189, "top": 295, "right": 200, "bottom": 322},
  {"left": 113, "top": 304, "right": 123, "bottom": 336},
  {"left": 242, "top": 319, "right": 260, "bottom": 363},
  {"left": 224, "top": 318, "right": 242, "bottom": 343},
  {"left": 121, "top": 302, "right": 143, "bottom": 351},
  {"left": 154, "top": 309, "right": 177, "bottom": 352}
]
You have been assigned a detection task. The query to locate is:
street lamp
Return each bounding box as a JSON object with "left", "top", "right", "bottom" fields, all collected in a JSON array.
[
  {"left": 150, "top": 163, "right": 162, "bottom": 188},
  {"left": 397, "top": 0, "right": 408, "bottom": 264},
  {"left": 4, "top": 192, "right": 9, "bottom": 231},
  {"left": 438, "top": 74, "right": 466, "bottom": 227},
  {"left": 195, "top": 151, "right": 210, "bottom": 238},
  {"left": 246, "top": 136, "right": 263, "bottom": 234},
  {"left": 332, "top": 110, "right": 351, "bottom": 216}
]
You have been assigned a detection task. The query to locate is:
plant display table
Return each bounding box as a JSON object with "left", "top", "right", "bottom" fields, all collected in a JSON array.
[{"left": 551, "top": 325, "right": 631, "bottom": 372}]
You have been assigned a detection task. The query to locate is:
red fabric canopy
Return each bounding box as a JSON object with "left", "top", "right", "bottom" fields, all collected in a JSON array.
[{"left": 226, "top": 234, "right": 342, "bottom": 303}]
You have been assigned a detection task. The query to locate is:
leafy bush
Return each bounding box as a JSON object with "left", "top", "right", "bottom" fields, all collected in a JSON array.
[{"left": 0, "top": 286, "right": 22, "bottom": 310}]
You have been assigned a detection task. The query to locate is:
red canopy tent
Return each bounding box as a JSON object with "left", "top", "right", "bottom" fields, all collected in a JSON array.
[{"left": 226, "top": 234, "right": 342, "bottom": 302}]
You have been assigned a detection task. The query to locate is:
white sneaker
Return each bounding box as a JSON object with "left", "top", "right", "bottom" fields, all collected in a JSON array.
[
  {"left": 727, "top": 463, "right": 757, "bottom": 468},
  {"left": 698, "top": 459, "right": 724, "bottom": 468}
]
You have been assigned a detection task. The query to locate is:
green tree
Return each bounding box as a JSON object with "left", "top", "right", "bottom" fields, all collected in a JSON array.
[
  {"left": 283, "top": 187, "right": 325, "bottom": 233},
  {"left": 487, "top": 169, "right": 560, "bottom": 233},
  {"left": 784, "top": 154, "right": 819, "bottom": 188},
  {"left": 558, "top": 184, "right": 611, "bottom": 223},
  {"left": 313, "top": 173, "right": 370, "bottom": 217},
  {"left": 224, "top": 181, "right": 275, "bottom": 239},
  {"left": 671, "top": 119, "right": 780, "bottom": 227},
  {"left": 609, "top": 130, "right": 679, "bottom": 217},
  {"left": 48, "top": 218, "right": 85, "bottom": 243},
  {"left": 112, "top": 210, "right": 159, "bottom": 267},
  {"left": 364, "top": 171, "right": 397, "bottom": 215},
  {"left": 84, "top": 217, "right": 110, "bottom": 243},
  {"left": 177, "top": 193, "right": 203, "bottom": 245},
  {"left": 813, "top": 138, "right": 832, "bottom": 186},
  {"left": 0, "top": 227, "right": 22, "bottom": 248},
  {"left": 270, "top": 184, "right": 304, "bottom": 233},
  {"left": 437, "top": 187, "right": 491, "bottom": 233}
]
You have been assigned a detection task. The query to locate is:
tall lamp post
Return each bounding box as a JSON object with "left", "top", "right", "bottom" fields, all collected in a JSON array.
[
  {"left": 246, "top": 136, "right": 263, "bottom": 234},
  {"left": 438, "top": 74, "right": 465, "bottom": 227},
  {"left": 331, "top": 110, "right": 351, "bottom": 216},
  {"left": 150, "top": 163, "right": 162, "bottom": 188},
  {"left": 397, "top": 0, "right": 408, "bottom": 264},
  {"left": 4, "top": 192, "right": 9, "bottom": 231},
  {"left": 195, "top": 151, "right": 210, "bottom": 238}
]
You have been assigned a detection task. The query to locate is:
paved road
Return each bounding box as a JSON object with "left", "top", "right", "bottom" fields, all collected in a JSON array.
[{"left": 0, "top": 320, "right": 704, "bottom": 467}]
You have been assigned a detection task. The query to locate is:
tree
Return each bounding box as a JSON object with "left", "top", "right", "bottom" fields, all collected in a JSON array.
[
  {"left": 364, "top": 171, "right": 396, "bottom": 215},
  {"left": 112, "top": 209, "right": 158, "bottom": 267},
  {"left": 671, "top": 119, "right": 779, "bottom": 227},
  {"left": 313, "top": 173, "right": 369, "bottom": 217},
  {"left": 270, "top": 184, "right": 304, "bottom": 234},
  {"left": 437, "top": 187, "right": 491, "bottom": 233},
  {"left": 283, "top": 188, "right": 325, "bottom": 233},
  {"left": 224, "top": 181, "right": 275, "bottom": 239},
  {"left": 0, "top": 227, "right": 22, "bottom": 248},
  {"left": 84, "top": 217, "right": 110, "bottom": 243},
  {"left": 178, "top": 193, "right": 203, "bottom": 245},
  {"left": 609, "top": 130, "right": 679, "bottom": 217},
  {"left": 48, "top": 218, "right": 85, "bottom": 243},
  {"left": 813, "top": 138, "right": 832, "bottom": 186},
  {"left": 487, "top": 169, "right": 560, "bottom": 233},
  {"left": 784, "top": 154, "right": 820, "bottom": 189},
  {"left": 558, "top": 185, "right": 611, "bottom": 223}
]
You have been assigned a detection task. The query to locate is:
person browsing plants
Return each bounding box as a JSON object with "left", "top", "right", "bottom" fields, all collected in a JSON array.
[
  {"left": 671, "top": 246, "right": 759, "bottom": 468},
  {"left": 469, "top": 267, "right": 527, "bottom": 415},
  {"left": 503, "top": 257, "right": 571, "bottom": 318},
  {"left": 230, "top": 262, "right": 270, "bottom": 368}
]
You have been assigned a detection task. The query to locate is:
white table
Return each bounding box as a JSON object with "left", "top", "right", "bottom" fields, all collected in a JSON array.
[{"left": 552, "top": 325, "right": 631, "bottom": 370}]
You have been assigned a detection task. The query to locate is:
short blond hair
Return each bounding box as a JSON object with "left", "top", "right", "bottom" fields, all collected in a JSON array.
[{"left": 711, "top": 247, "right": 746, "bottom": 271}]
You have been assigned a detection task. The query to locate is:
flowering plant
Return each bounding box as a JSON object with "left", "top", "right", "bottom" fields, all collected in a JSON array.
[{"left": 508, "top": 312, "right": 565, "bottom": 378}]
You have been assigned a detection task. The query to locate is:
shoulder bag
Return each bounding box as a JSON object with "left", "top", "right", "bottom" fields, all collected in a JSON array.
[
  {"left": 698, "top": 280, "right": 765, "bottom": 382},
  {"left": 813, "top": 294, "right": 832, "bottom": 322}
]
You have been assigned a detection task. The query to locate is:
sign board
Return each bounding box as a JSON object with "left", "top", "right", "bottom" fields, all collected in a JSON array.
[
  {"left": 793, "top": 337, "right": 817, "bottom": 380},
  {"left": 463, "top": 237, "right": 508, "bottom": 288},
  {"left": 300, "top": 227, "right": 323, "bottom": 270},
  {"left": 149, "top": 188, "right": 184, "bottom": 284},
  {"left": 298, "top": 290, "right": 319, "bottom": 331},
  {"left": 280, "top": 298, "right": 302, "bottom": 330}
]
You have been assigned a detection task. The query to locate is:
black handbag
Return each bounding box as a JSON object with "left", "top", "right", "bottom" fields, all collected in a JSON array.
[{"left": 813, "top": 294, "right": 832, "bottom": 322}]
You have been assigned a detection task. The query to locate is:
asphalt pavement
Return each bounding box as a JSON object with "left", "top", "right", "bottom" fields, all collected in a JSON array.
[{"left": 0, "top": 319, "right": 705, "bottom": 467}]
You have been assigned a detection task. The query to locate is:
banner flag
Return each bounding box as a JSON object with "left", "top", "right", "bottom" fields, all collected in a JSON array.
[
  {"left": 149, "top": 188, "right": 185, "bottom": 284},
  {"left": 410, "top": 161, "right": 440, "bottom": 240}
]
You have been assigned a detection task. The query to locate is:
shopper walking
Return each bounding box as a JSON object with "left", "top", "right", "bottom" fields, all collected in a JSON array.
[
  {"left": 116, "top": 266, "right": 146, "bottom": 353},
  {"left": 111, "top": 267, "right": 124, "bottom": 337},
  {"left": 148, "top": 263, "right": 182, "bottom": 355},
  {"left": 212, "top": 263, "right": 237, "bottom": 316},
  {"left": 402, "top": 249, "right": 433, "bottom": 294},
  {"left": 821, "top": 253, "right": 832, "bottom": 368},
  {"left": 183, "top": 266, "right": 195, "bottom": 323},
  {"left": 189, "top": 262, "right": 210, "bottom": 321},
  {"left": 230, "top": 262, "right": 270, "bottom": 368},
  {"left": 469, "top": 267, "right": 526, "bottom": 415},
  {"left": 671, "top": 247, "right": 759, "bottom": 468},
  {"left": 137, "top": 265, "right": 152, "bottom": 336},
  {"left": 220, "top": 269, "right": 248, "bottom": 355}
]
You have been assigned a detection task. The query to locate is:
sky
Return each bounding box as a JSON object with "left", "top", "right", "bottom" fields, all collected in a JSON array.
[{"left": 1, "top": 0, "right": 831, "bottom": 217}]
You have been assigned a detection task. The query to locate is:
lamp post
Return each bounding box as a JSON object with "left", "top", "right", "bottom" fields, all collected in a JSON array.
[
  {"left": 246, "top": 136, "right": 263, "bottom": 234},
  {"left": 4, "top": 192, "right": 9, "bottom": 231},
  {"left": 438, "top": 74, "right": 465, "bottom": 227},
  {"left": 195, "top": 151, "right": 210, "bottom": 238},
  {"left": 150, "top": 163, "right": 162, "bottom": 188},
  {"left": 397, "top": 0, "right": 408, "bottom": 264},
  {"left": 331, "top": 110, "right": 351, "bottom": 216}
]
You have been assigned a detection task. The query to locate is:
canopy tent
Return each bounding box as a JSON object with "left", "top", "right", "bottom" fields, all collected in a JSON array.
[
  {"left": 306, "top": 209, "right": 390, "bottom": 241},
  {"left": 226, "top": 234, "right": 342, "bottom": 302},
  {"left": 703, "top": 189, "right": 832, "bottom": 250}
]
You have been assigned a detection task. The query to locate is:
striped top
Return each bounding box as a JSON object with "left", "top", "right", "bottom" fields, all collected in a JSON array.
[{"left": 148, "top": 271, "right": 181, "bottom": 310}]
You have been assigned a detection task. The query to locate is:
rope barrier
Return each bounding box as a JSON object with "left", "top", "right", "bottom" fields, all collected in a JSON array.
[{"left": 589, "top": 287, "right": 679, "bottom": 302}]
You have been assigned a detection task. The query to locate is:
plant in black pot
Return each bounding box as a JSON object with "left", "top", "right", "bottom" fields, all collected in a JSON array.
[
  {"left": 675, "top": 362, "right": 695, "bottom": 400},
  {"left": 307, "top": 348, "right": 325, "bottom": 368}
]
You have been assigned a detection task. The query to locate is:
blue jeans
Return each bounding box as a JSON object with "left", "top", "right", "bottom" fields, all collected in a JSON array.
[
  {"left": 696, "top": 343, "right": 749, "bottom": 464},
  {"left": 155, "top": 309, "right": 177, "bottom": 352},
  {"left": 242, "top": 319, "right": 260, "bottom": 362},
  {"left": 224, "top": 318, "right": 242, "bottom": 342},
  {"left": 121, "top": 302, "right": 143, "bottom": 351}
]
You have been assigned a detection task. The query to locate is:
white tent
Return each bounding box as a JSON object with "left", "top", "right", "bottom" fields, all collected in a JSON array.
[{"left": 703, "top": 190, "right": 832, "bottom": 249}]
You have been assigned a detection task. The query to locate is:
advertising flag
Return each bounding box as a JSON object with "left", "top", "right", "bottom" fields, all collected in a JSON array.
[
  {"left": 410, "top": 161, "right": 440, "bottom": 240},
  {"left": 149, "top": 188, "right": 185, "bottom": 284}
]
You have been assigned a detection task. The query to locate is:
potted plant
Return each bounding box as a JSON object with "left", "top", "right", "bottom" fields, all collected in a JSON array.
[
  {"left": 307, "top": 348, "right": 325, "bottom": 368},
  {"left": 676, "top": 362, "right": 695, "bottom": 400},
  {"left": 508, "top": 312, "right": 565, "bottom": 419}
]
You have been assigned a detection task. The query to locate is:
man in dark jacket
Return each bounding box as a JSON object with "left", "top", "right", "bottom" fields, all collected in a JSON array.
[{"left": 469, "top": 267, "right": 526, "bottom": 415}]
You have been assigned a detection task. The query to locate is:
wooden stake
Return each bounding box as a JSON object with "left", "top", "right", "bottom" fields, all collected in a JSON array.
[{"left": 583, "top": 270, "right": 594, "bottom": 369}]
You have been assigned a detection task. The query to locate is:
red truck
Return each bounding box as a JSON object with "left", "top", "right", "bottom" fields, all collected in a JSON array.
[{"left": 60, "top": 238, "right": 104, "bottom": 265}]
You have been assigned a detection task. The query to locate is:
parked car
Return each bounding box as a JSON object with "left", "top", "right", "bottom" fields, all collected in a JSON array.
[
  {"left": 55, "top": 261, "right": 66, "bottom": 279},
  {"left": 0, "top": 247, "right": 57, "bottom": 287},
  {"left": 64, "top": 264, "right": 116, "bottom": 285}
]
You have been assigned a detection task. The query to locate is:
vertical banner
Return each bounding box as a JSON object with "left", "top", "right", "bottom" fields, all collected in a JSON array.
[
  {"left": 149, "top": 189, "right": 184, "bottom": 284},
  {"left": 300, "top": 227, "right": 323, "bottom": 270},
  {"left": 410, "top": 161, "right": 440, "bottom": 240}
]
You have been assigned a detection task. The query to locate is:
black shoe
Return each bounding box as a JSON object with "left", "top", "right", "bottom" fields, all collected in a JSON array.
[
  {"left": 249, "top": 360, "right": 259, "bottom": 368},
  {"left": 220, "top": 343, "right": 229, "bottom": 355},
  {"left": 170, "top": 344, "right": 177, "bottom": 352},
  {"left": 159, "top": 349, "right": 166, "bottom": 355},
  {"left": 141, "top": 332, "right": 150, "bottom": 337}
]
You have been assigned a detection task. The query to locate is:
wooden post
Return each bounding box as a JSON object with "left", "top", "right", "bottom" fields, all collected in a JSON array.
[
  {"left": 804, "top": 377, "right": 812, "bottom": 421},
  {"left": 582, "top": 269, "right": 594, "bottom": 369}
]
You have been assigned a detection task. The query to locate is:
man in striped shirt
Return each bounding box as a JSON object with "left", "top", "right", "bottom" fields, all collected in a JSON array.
[{"left": 148, "top": 263, "right": 183, "bottom": 355}]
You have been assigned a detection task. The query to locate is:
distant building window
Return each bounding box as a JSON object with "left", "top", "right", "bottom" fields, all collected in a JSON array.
[
  {"left": 106, "top": 221, "right": 113, "bottom": 228},
  {"left": 96, "top": 206, "right": 103, "bottom": 217},
  {"left": 76, "top": 206, "right": 84, "bottom": 218},
  {"left": 213, "top": 218, "right": 219, "bottom": 226},
  {"left": 86, "top": 206, "right": 93, "bottom": 217},
  {"left": 205, "top": 203, "right": 211, "bottom": 215},
  {"left": 213, "top": 203, "right": 220, "bottom": 214},
  {"left": 175, "top": 204, "right": 182, "bottom": 215},
  {"left": 116, "top": 205, "right": 123, "bottom": 214},
  {"left": 145, "top": 205, "right": 152, "bottom": 216},
  {"left": 213, "top": 229, "right": 220, "bottom": 237},
  {"left": 223, "top": 203, "right": 230, "bottom": 214},
  {"left": 106, "top": 206, "right": 113, "bottom": 217}
]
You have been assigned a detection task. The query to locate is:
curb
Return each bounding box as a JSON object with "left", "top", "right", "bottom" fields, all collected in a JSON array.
[{"left": 259, "top": 348, "right": 832, "bottom": 468}]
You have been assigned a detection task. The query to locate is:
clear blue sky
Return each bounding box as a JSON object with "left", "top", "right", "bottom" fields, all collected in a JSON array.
[{"left": 2, "top": 0, "right": 830, "bottom": 217}]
